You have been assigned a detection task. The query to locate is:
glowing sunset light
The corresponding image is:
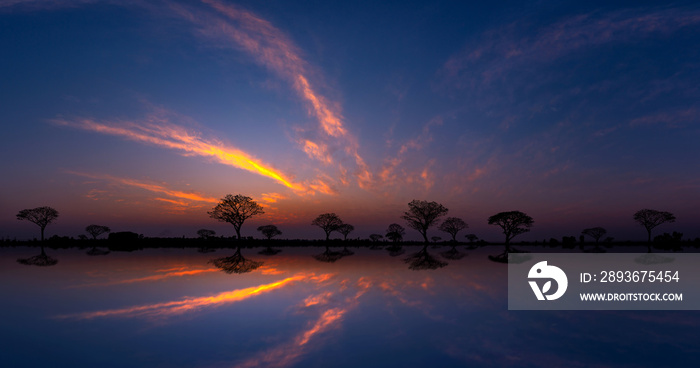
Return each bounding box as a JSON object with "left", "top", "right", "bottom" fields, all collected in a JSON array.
[
  {"left": 56, "top": 118, "right": 307, "bottom": 192},
  {"left": 57, "top": 273, "right": 318, "bottom": 319}
]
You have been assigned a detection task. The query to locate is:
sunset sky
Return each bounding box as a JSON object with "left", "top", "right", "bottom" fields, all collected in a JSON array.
[{"left": 1, "top": 0, "right": 699, "bottom": 241}]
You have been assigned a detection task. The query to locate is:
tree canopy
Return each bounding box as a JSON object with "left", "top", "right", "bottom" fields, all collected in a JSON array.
[
  {"left": 86, "top": 224, "right": 111, "bottom": 240},
  {"left": 386, "top": 223, "right": 406, "bottom": 242},
  {"left": 337, "top": 223, "right": 355, "bottom": 240},
  {"left": 438, "top": 217, "right": 468, "bottom": 242},
  {"left": 257, "top": 224, "right": 282, "bottom": 240},
  {"left": 633, "top": 209, "right": 676, "bottom": 243},
  {"left": 311, "top": 213, "right": 344, "bottom": 240},
  {"left": 487, "top": 211, "right": 534, "bottom": 249},
  {"left": 16, "top": 206, "right": 59, "bottom": 241},
  {"left": 581, "top": 227, "right": 607, "bottom": 243},
  {"left": 208, "top": 194, "right": 264, "bottom": 239},
  {"left": 401, "top": 200, "right": 449, "bottom": 244}
]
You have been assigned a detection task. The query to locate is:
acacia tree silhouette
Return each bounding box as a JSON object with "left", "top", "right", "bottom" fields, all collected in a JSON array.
[
  {"left": 488, "top": 210, "right": 534, "bottom": 261},
  {"left": 257, "top": 225, "right": 282, "bottom": 240},
  {"left": 581, "top": 227, "right": 607, "bottom": 244},
  {"left": 85, "top": 224, "right": 110, "bottom": 240},
  {"left": 401, "top": 200, "right": 448, "bottom": 244},
  {"left": 257, "top": 225, "right": 282, "bottom": 255},
  {"left": 438, "top": 217, "right": 467, "bottom": 242},
  {"left": 385, "top": 223, "right": 405, "bottom": 243},
  {"left": 337, "top": 223, "right": 354, "bottom": 240},
  {"left": 311, "top": 213, "right": 343, "bottom": 241},
  {"left": 633, "top": 209, "right": 676, "bottom": 252},
  {"left": 208, "top": 194, "right": 264, "bottom": 240},
  {"left": 634, "top": 209, "right": 676, "bottom": 243},
  {"left": 197, "top": 229, "right": 216, "bottom": 239},
  {"left": 16, "top": 206, "right": 59, "bottom": 241}
]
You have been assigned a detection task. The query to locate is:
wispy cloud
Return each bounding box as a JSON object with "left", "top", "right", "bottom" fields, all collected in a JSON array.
[
  {"left": 54, "top": 111, "right": 309, "bottom": 192},
  {"left": 167, "top": 0, "right": 372, "bottom": 188},
  {"left": 629, "top": 107, "right": 700, "bottom": 128},
  {"left": 440, "top": 8, "right": 700, "bottom": 86},
  {"left": 68, "top": 171, "right": 218, "bottom": 204}
]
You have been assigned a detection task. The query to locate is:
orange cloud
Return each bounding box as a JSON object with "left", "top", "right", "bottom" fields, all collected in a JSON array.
[
  {"left": 185, "top": 0, "right": 372, "bottom": 188},
  {"left": 68, "top": 171, "right": 218, "bottom": 204},
  {"left": 56, "top": 117, "right": 307, "bottom": 192}
]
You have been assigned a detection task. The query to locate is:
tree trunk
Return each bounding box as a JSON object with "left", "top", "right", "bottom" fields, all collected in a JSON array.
[
  {"left": 421, "top": 231, "right": 429, "bottom": 244},
  {"left": 235, "top": 226, "right": 242, "bottom": 240},
  {"left": 647, "top": 229, "right": 652, "bottom": 243},
  {"left": 40, "top": 226, "right": 45, "bottom": 242}
]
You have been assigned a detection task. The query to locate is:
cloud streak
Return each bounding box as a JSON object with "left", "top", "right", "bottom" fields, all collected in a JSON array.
[
  {"left": 171, "top": 0, "right": 372, "bottom": 188},
  {"left": 68, "top": 171, "right": 219, "bottom": 204},
  {"left": 55, "top": 114, "right": 309, "bottom": 192}
]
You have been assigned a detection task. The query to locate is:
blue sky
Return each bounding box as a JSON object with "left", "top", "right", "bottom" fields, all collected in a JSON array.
[{"left": 1, "top": 0, "right": 698, "bottom": 241}]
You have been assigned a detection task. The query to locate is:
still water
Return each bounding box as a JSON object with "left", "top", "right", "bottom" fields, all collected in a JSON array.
[{"left": 1, "top": 245, "right": 697, "bottom": 367}]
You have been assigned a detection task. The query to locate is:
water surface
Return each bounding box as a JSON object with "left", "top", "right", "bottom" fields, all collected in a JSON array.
[{"left": 1, "top": 245, "right": 697, "bottom": 367}]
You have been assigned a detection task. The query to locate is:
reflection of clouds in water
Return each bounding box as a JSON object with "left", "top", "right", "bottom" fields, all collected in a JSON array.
[
  {"left": 234, "top": 278, "right": 372, "bottom": 368},
  {"left": 67, "top": 266, "right": 219, "bottom": 288},
  {"left": 56, "top": 273, "right": 325, "bottom": 320}
]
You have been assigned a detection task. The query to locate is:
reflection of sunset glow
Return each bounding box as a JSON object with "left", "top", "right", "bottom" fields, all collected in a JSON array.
[
  {"left": 234, "top": 276, "right": 372, "bottom": 368},
  {"left": 69, "top": 267, "right": 220, "bottom": 288},
  {"left": 296, "top": 308, "right": 345, "bottom": 346},
  {"left": 58, "top": 273, "right": 318, "bottom": 319},
  {"left": 302, "top": 292, "right": 333, "bottom": 307}
]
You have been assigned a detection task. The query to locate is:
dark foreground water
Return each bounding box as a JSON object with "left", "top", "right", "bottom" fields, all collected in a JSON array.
[{"left": 1, "top": 245, "right": 698, "bottom": 367}]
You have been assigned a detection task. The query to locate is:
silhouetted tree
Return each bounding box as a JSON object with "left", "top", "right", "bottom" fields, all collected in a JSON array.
[
  {"left": 257, "top": 225, "right": 282, "bottom": 240},
  {"left": 431, "top": 236, "right": 442, "bottom": 243},
  {"left": 16, "top": 206, "right": 59, "bottom": 241},
  {"left": 633, "top": 209, "right": 676, "bottom": 245},
  {"left": 208, "top": 194, "right": 264, "bottom": 240},
  {"left": 369, "top": 234, "right": 383, "bottom": 242},
  {"left": 337, "top": 223, "right": 355, "bottom": 240},
  {"left": 487, "top": 210, "right": 534, "bottom": 255},
  {"left": 257, "top": 225, "right": 282, "bottom": 255},
  {"left": 385, "top": 223, "right": 405, "bottom": 243},
  {"left": 197, "top": 229, "right": 216, "bottom": 239},
  {"left": 210, "top": 248, "right": 263, "bottom": 274},
  {"left": 438, "top": 217, "right": 467, "bottom": 242},
  {"left": 581, "top": 227, "right": 606, "bottom": 244},
  {"left": 86, "top": 224, "right": 111, "bottom": 240},
  {"left": 311, "top": 213, "right": 343, "bottom": 240},
  {"left": 401, "top": 200, "right": 448, "bottom": 244}
]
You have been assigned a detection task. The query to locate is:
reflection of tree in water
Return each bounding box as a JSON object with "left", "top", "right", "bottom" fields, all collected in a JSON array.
[
  {"left": 313, "top": 246, "right": 345, "bottom": 263},
  {"left": 17, "top": 246, "right": 58, "bottom": 267},
  {"left": 86, "top": 247, "right": 110, "bottom": 256},
  {"left": 440, "top": 244, "right": 465, "bottom": 260},
  {"left": 488, "top": 251, "right": 531, "bottom": 264},
  {"left": 635, "top": 253, "right": 674, "bottom": 265},
  {"left": 210, "top": 247, "right": 263, "bottom": 274},
  {"left": 339, "top": 245, "right": 354, "bottom": 256},
  {"left": 258, "top": 246, "right": 282, "bottom": 256},
  {"left": 386, "top": 244, "right": 405, "bottom": 257},
  {"left": 404, "top": 246, "right": 447, "bottom": 270}
]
